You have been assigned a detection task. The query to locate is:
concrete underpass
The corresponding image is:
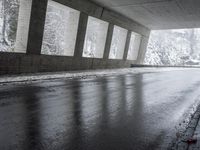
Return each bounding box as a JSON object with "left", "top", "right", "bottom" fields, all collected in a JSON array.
[{"left": 1, "top": 0, "right": 200, "bottom": 150}]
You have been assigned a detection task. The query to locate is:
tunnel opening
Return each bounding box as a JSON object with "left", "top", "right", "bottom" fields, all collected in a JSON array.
[{"left": 144, "top": 29, "right": 200, "bottom": 67}]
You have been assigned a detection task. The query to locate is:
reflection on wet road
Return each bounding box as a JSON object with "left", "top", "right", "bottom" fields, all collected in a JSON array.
[{"left": 1, "top": 69, "right": 200, "bottom": 150}]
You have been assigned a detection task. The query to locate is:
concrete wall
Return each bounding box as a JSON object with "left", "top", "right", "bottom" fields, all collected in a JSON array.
[
  {"left": 0, "top": 0, "right": 150, "bottom": 75},
  {"left": 0, "top": 53, "right": 135, "bottom": 74}
]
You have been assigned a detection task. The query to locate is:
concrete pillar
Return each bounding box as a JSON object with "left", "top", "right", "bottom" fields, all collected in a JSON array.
[
  {"left": 123, "top": 31, "right": 132, "bottom": 60},
  {"left": 15, "top": 0, "right": 32, "bottom": 53},
  {"left": 26, "top": 0, "right": 48, "bottom": 55},
  {"left": 74, "top": 12, "right": 88, "bottom": 58},
  {"left": 103, "top": 24, "right": 114, "bottom": 59},
  {"left": 136, "top": 36, "right": 149, "bottom": 64}
]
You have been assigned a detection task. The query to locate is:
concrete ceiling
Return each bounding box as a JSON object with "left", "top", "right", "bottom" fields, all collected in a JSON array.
[{"left": 89, "top": 0, "right": 200, "bottom": 30}]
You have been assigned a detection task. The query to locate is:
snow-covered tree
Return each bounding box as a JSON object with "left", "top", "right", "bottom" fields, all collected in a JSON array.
[
  {"left": 41, "top": 1, "right": 80, "bottom": 56},
  {"left": 0, "top": 0, "right": 19, "bottom": 52},
  {"left": 145, "top": 29, "right": 200, "bottom": 66}
]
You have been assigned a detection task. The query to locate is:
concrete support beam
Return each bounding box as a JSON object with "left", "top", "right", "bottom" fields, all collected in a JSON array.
[
  {"left": 123, "top": 31, "right": 132, "bottom": 60},
  {"left": 74, "top": 12, "right": 88, "bottom": 58},
  {"left": 103, "top": 24, "right": 114, "bottom": 59},
  {"left": 101, "top": 9, "right": 150, "bottom": 37},
  {"left": 27, "top": 0, "right": 48, "bottom": 55},
  {"left": 137, "top": 36, "right": 149, "bottom": 64},
  {"left": 53, "top": 0, "right": 103, "bottom": 18},
  {"left": 46, "top": 0, "right": 150, "bottom": 37}
]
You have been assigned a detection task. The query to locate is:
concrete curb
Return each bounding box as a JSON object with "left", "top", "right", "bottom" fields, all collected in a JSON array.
[
  {"left": 172, "top": 104, "right": 200, "bottom": 150},
  {"left": 0, "top": 67, "right": 189, "bottom": 85}
]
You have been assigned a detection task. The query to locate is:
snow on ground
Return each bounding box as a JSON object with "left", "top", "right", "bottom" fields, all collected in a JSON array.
[{"left": 0, "top": 67, "right": 195, "bottom": 85}]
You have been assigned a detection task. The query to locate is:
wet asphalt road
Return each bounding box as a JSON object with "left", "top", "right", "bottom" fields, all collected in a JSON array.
[{"left": 1, "top": 69, "right": 200, "bottom": 150}]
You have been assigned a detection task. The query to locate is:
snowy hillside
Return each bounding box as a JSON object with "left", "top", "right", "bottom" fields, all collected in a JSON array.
[
  {"left": 0, "top": 0, "right": 19, "bottom": 52},
  {"left": 144, "top": 29, "right": 200, "bottom": 66}
]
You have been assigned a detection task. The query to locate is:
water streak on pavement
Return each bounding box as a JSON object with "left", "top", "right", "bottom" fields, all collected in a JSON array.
[{"left": 1, "top": 69, "right": 200, "bottom": 150}]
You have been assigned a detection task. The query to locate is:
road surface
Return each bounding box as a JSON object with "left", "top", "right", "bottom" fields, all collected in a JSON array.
[{"left": 1, "top": 68, "right": 200, "bottom": 150}]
